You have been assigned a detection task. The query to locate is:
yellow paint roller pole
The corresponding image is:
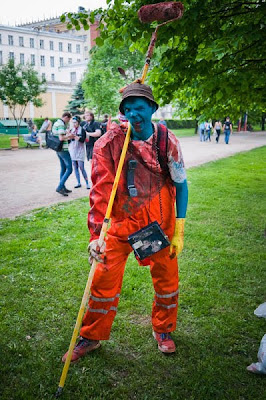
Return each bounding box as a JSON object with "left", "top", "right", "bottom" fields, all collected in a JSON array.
[{"left": 55, "top": 124, "right": 132, "bottom": 398}]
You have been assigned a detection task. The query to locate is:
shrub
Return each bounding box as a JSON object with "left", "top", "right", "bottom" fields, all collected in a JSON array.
[{"left": 33, "top": 118, "right": 58, "bottom": 129}]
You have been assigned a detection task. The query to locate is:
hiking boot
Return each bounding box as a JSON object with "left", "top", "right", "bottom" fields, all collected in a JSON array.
[
  {"left": 56, "top": 188, "right": 68, "bottom": 196},
  {"left": 64, "top": 187, "right": 72, "bottom": 193},
  {"left": 153, "top": 331, "right": 176, "bottom": 354},
  {"left": 62, "top": 337, "right": 101, "bottom": 363}
]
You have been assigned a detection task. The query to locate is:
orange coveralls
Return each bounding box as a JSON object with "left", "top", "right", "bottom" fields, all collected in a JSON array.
[{"left": 80, "top": 123, "right": 185, "bottom": 340}]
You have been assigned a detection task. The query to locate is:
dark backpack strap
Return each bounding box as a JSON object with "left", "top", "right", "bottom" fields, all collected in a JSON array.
[{"left": 157, "top": 124, "right": 169, "bottom": 174}]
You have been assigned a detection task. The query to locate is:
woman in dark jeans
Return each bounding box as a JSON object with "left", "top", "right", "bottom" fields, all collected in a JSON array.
[
  {"left": 83, "top": 111, "right": 102, "bottom": 186},
  {"left": 214, "top": 120, "right": 222, "bottom": 143},
  {"left": 223, "top": 117, "right": 233, "bottom": 144},
  {"left": 69, "top": 116, "right": 90, "bottom": 189},
  {"left": 53, "top": 112, "right": 74, "bottom": 196}
]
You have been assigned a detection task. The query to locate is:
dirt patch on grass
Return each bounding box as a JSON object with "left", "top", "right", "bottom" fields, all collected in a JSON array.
[{"left": 129, "top": 313, "right": 151, "bottom": 326}]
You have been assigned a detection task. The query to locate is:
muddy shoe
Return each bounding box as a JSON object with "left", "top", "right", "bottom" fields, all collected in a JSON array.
[
  {"left": 62, "top": 337, "right": 101, "bottom": 363},
  {"left": 153, "top": 331, "right": 176, "bottom": 354}
]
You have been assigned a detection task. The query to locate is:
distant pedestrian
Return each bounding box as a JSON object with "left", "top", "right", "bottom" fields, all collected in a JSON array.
[
  {"left": 199, "top": 121, "right": 205, "bottom": 142},
  {"left": 39, "top": 117, "right": 52, "bottom": 144},
  {"left": 30, "top": 124, "right": 44, "bottom": 149},
  {"left": 158, "top": 117, "right": 167, "bottom": 128},
  {"left": 223, "top": 117, "right": 233, "bottom": 144},
  {"left": 100, "top": 114, "right": 109, "bottom": 135},
  {"left": 214, "top": 120, "right": 222, "bottom": 143},
  {"left": 52, "top": 112, "right": 74, "bottom": 196},
  {"left": 83, "top": 111, "right": 102, "bottom": 186},
  {"left": 205, "top": 120, "right": 212, "bottom": 142},
  {"left": 69, "top": 115, "right": 90, "bottom": 190},
  {"left": 27, "top": 118, "right": 34, "bottom": 133}
]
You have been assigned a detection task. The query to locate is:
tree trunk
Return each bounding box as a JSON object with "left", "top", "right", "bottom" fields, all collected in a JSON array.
[
  {"left": 262, "top": 113, "right": 265, "bottom": 131},
  {"left": 16, "top": 120, "right": 20, "bottom": 142},
  {"left": 194, "top": 119, "right": 198, "bottom": 134}
]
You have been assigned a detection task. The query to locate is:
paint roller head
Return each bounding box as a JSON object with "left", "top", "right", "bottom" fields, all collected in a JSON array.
[{"left": 138, "top": 2, "right": 184, "bottom": 24}]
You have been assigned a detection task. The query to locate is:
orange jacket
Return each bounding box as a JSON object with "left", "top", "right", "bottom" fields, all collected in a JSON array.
[{"left": 88, "top": 123, "right": 184, "bottom": 241}]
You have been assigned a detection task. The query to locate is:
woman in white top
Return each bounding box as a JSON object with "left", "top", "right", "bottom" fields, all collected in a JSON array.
[
  {"left": 68, "top": 116, "right": 90, "bottom": 189},
  {"left": 214, "top": 120, "right": 222, "bottom": 143}
]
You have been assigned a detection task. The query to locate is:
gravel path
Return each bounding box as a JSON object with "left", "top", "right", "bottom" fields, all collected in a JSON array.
[{"left": 0, "top": 131, "right": 265, "bottom": 219}]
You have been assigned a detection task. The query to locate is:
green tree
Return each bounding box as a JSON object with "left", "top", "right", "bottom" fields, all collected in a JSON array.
[
  {"left": 64, "top": 0, "right": 266, "bottom": 124},
  {"left": 83, "top": 66, "right": 120, "bottom": 118},
  {"left": 0, "top": 59, "right": 46, "bottom": 138},
  {"left": 82, "top": 41, "right": 143, "bottom": 118},
  {"left": 65, "top": 81, "right": 86, "bottom": 115}
]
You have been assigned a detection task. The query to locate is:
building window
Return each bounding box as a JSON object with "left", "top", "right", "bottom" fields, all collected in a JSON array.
[
  {"left": 49, "top": 41, "right": 54, "bottom": 50},
  {"left": 30, "top": 38, "right": 34, "bottom": 48},
  {"left": 0, "top": 34, "right": 2, "bottom": 44},
  {"left": 70, "top": 72, "right": 76, "bottom": 83},
  {"left": 51, "top": 74, "right": 55, "bottom": 81},
  {"left": 42, "top": 73, "right": 45, "bottom": 80},
  {"left": 59, "top": 57, "right": 64, "bottom": 67},
  {"left": 40, "top": 39, "right": 44, "bottom": 49},
  {"left": 9, "top": 52, "right": 14, "bottom": 60},
  {"left": 77, "top": 58, "right": 81, "bottom": 62},
  {"left": 84, "top": 46, "right": 88, "bottom": 51},
  {"left": 40, "top": 55, "right": 45, "bottom": 66},
  {"left": 8, "top": 35, "right": 14, "bottom": 46},
  {"left": 68, "top": 43, "right": 72, "bottom": 52},
  {"left": 50, "top": 56, "right": 55, "bottom": 67},
  {"left": 20, "top": 54, "right": 25, "bottom": 65},
  {"left": 31, "top": 54, "right": 35, "bottom": 66},
  {"left": 68, "top": 58, "right": 72, "bottom": 64},
  {"left": 59, "top": 42, "right": 63, "bottom": 51},
  {"left": 0, "top": 51, "right": 3, "bottom": 65},
  {"left": 19, "top": 36, "right": 24, "bottom": 47},
  {"left": 76, "top": 44, "right": 81, "bottom": 54}
]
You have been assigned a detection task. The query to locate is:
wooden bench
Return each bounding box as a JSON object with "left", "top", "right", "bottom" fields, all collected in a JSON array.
[{"left": 22, "top": 133, "right": 46, "bottom": 148}]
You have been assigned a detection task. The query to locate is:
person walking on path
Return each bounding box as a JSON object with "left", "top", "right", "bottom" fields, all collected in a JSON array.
[
  {"left": 199, "top": 121, "right": 206, "bottom": 142},
  {"left": 205, "top": 120, "right": 212, "bottom": 142},
  {"left": 223, "top": 117, "right": 233, "bottom": 144},
  {"left": 214, "top": 120, "right": 222, "bottom": 143},
  {"left": 83, "top": 111, "right": 102, "bottom": 186},
  {"left": 62, "top": 82, "right": 188, "bottom": 362},
  {"left": 69, "top": 116, "right": 90, "bottom": 190},
  {"left": 52, "top": 112, "right": 74, "bottom": 196}
]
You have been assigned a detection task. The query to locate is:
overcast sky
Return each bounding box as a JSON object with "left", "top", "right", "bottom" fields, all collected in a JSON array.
[{"left": 0, "top": 0, "right": 108, "bottom": 26}]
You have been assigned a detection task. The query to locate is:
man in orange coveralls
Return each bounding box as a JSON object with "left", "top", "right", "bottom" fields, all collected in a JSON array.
[{"left": 62, "top": 83, "right": 188, "bottom": 362}]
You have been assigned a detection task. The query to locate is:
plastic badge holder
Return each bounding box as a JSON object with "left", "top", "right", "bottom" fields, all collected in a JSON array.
[{"left": 128, "top": 221, "right": 170, "bottom": 260}]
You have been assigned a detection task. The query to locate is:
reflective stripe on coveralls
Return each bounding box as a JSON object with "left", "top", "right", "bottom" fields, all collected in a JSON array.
[
  {"left": 88, "top": 306, "right": 118, "bottom": 314},
  {"left": 90, "top": 294, "right": 120, "bottom": 302},
  {"left": 155, "top": 303, "right": 177, "bottom": 309},
  {"left": 155, "top": 289, "right": 179, "bottom": 298},
  {"left": 80, "top": 185, "right": 179, "bottom": 341}
]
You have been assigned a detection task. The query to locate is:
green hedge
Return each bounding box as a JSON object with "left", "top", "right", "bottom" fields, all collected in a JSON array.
[
  {"left": 33, "top": 118, "right": 196, "bottom": 130},
  {"left": 113, "top": 119, "right": 196, "bottom": 129},
  {"left": 153, "top": 119, "right": 196, "bottom": 129},
  {"left": 33, "top": 118, "right": 58, "bottom": 129}
]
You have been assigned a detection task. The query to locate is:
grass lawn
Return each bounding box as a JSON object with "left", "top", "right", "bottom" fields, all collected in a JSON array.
[
  {"left": 172, "top": 128, "right": 196, "bottom": 137},
  {"left": 1, "top": 147, "right": 265, "bottom": 399},
  {"left": 0, "top": 134, "right": 27, "bottom": 149}
]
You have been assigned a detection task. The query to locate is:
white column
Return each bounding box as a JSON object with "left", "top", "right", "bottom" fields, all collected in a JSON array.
[
  {"left": 51, "top": 91, "right": 57, "bottom": 118},
  {"left": 29, "top": 102, "right": 34, "bottom": 119},
  {"left": 3, "top": 104, "right": 9, "bottom": 119}
]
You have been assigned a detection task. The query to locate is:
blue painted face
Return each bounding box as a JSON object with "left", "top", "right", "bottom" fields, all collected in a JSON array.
[{"left": 123, "top": 97, "right": 156, "bottom": 140}]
